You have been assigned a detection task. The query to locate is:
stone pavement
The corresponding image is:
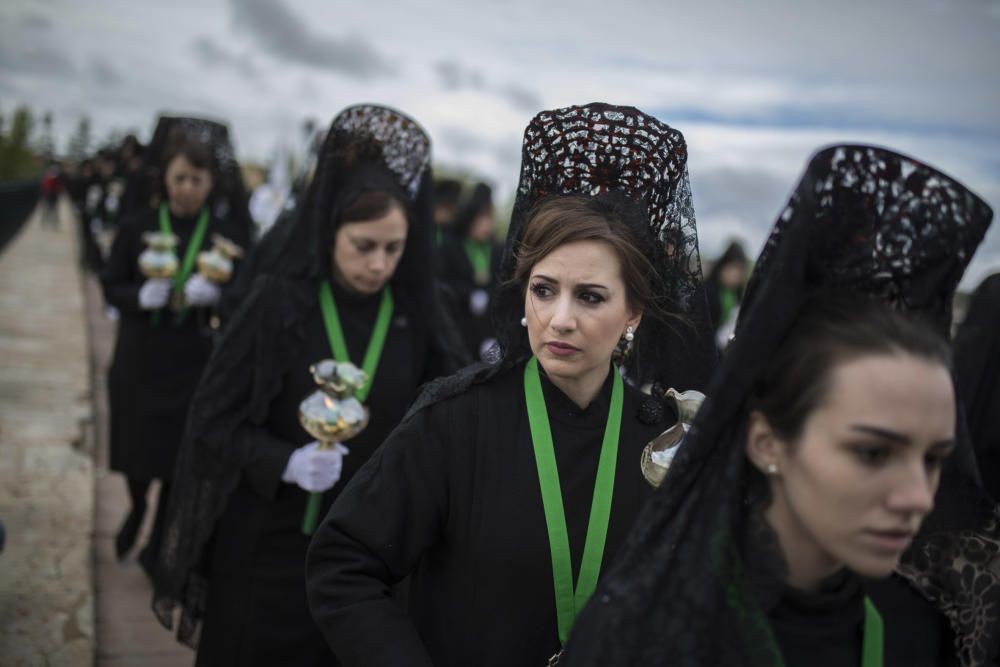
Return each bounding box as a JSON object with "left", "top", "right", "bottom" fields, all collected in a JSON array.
[
  {"left": 0, "top": 200, "right": 95, "bottom": 666},
  {"left": 0, "top": 199, "right": 192, "bottom": 666}
]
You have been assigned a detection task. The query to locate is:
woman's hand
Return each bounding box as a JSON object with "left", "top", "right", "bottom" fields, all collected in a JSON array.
[
  {"left": 282, "top": 442, "right": 351, "bottom": 493},
  {"left": 184, "top": 275, "right": 221, "bottom": 307},
  {"left": 138, "top": 278, "right": 172, "bottom": 310}
]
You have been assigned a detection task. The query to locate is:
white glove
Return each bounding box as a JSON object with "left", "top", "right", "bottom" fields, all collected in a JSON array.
[
  {"left": 469, "top": 289, "right": 490, "bottom": 316},
  {"left": 138, "top": 278, "right": 172, "bottom": 310},
  {"left": 184, "top": 274, "right": 221, "bottom": 307},
  {"left": 282, "top": 441, "right": 350, "bottom": 493}
]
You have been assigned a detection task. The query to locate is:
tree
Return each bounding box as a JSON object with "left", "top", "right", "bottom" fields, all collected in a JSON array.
[
  {"left": 66, "top": 116, "right": 93, "bottom": 162},
  {"left": 0, "top": 106, "right": 42, "bottom": 180}
]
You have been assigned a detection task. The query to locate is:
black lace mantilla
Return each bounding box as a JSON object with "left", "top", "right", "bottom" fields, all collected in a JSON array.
[
  {"left": 744, "top": 144, "right": 992, "bottom": 334},
  {"left": 515, "top": 104, "right": 704, "bottom": 315},
  {"left": 330, "top": 105, "right": 431, "bottom": 198}
]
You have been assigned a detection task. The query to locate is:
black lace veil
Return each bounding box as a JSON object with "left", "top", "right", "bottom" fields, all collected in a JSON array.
[
  {"left": 120, "top": 115, "right": 252, "bottom": 235},
  {"left": 563, "top": 145, "right": 999, "bottom": 666},
  {"left": 152, "top": 104, "right": 463, "bottom": 646},
  {"left": 410, "top": 103, "right": 718, "bottom": 414}
]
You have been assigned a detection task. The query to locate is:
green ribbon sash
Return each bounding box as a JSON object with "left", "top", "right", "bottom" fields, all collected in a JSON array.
[
  {"left": 318, "top": 280, "right": 394, "bottom": 403},
  {"left": 861, "top": 596, "right": 884, "bottom": 667},
  {"left": 524, "top": 356, "right": 624, "bottom": 646},
  {"left": 302, "top": 280, "right": 394, "bottom": 535},
  {"left": 157, "top": 203, "right": 210, "bottom": 326},
  {"left": 463, "top": 239, "right": 492, "bottom": 286}
]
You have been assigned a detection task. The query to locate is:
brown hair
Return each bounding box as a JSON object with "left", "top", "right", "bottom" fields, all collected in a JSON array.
[
  {"left": 161, "top": 127, "right": 214, "bottom": 172},
  {"left": 513, "top": 195, "right": 660, "bottom": 315},
  {"left": 339, "top": 191, "right": 408, "bottom": 225},
  {"left": 748, "top": 292, "right": 951, "bottom": 443}
]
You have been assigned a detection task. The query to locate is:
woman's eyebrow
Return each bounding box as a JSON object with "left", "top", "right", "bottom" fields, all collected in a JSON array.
[{"left": 850, "top": 424, "right": 909, "bottom": 444}]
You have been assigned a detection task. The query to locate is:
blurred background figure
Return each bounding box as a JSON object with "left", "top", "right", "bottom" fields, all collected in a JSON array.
[
  {"left": 704, "top": 240, "right": 749, "bottom": 350},
  {"left": 433, "top": 178, "right": 462, "bottom": 243},
  {"left": 38, "top": 163, "right": 63, "bottom": 228},
  {"left": 100, "top": 117, "right": 253, "bottom": 578},
  {"left": 953, "top": 272, "right": 1000, "bottom": 500},
  {"left": 248, "top": 145, "right": 293, "bottom": 238},
  {"left": 437, "top": 181, "right": 503, "bottom": 360}
]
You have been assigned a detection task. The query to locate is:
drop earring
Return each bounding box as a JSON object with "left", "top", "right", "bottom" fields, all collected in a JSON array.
[
  {"left": 520, "top": 316, "right": 527, "bottom": 327},
  {"left": 625, "top": 325, "right": 635, "bottom": 342}
]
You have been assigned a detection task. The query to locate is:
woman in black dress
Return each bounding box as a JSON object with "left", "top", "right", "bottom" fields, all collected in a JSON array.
[
  {"left": 305, "top": 103, "right": 719, "bottom": 666},
  {"left": 564, "top": 145, "right": 1000, "bottom": 667},
  {"left": 437, "top": 181, "right": 504, "bottom": 360},
  {"left": 953, "top": 272, "right": 1000, "bottom": 500},
  {"left": 704, "top": 239, "right": 748, "bottom": 349},
  {"left": 153, "top": 104, "right": 464, "bottom": 666},
  {"left": 101, "top": 117, "right": 251, "bottom": 573}
]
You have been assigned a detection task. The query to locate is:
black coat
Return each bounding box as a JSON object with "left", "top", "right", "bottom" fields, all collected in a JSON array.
[
  {"left": 306, "top": 364, "right": 673, "bottom": 666},
  {"left": 195, "top": 279, "right": 450, "bottom": 667},
  {"left": 953, "top": 273, "right": 1000, "bottom": 500},
  {"left": 101, "top": 207, "right": 251, "bottom": 481},
  {"left": 772, "top": 570, "right": 952, "bottom": 667},
  {"left": 436, "top": 233, "right": 502, "bottom": 361}
]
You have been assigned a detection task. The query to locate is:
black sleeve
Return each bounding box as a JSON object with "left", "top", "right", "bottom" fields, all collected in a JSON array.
[
  {"left": 238, "top": 423, "right": 297, "bottom": 500},
  {"left": 438, "top": 237, "right": 474, "bottom": 303},
  {"left": 100, "top": 219, "right": 144, "bottom": 315},
  {"left": 305, "top": 403, "right": 454, "bottom": 667}
]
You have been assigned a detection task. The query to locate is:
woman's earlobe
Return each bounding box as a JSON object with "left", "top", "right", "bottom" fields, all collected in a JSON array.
[{"left": 745, "top": 411, "right": 779, "bottom": 473}]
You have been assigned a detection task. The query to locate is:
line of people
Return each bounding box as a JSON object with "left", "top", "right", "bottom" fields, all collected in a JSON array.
[{"left": 65, "top": 101, "right": 999, "bottom": 666}]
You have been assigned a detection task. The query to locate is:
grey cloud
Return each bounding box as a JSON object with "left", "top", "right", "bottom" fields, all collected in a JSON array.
[
  {"left": 438, "top": 124, "right": 491, "bottom": 153},
  {"left": 498, "top": 83, "right": 541, "bottom": 113},
  {"left": 230, "top": 0, "right": 393, "bottom": 78},
  {"left": 20, "top": 13, "right": 53, "bottom": 30},
  {"left": 0, "top": 45, "right": 75, "bottom": 78},
  {"left": 490, "top": 138, "right": 522, "bottom": 169},
  {"left": 192, "top": 36, "right": 259, "bottom": 80},
  {"left": 434, "top": 59, "right": 542, "bottom": 113},
  {"left": 438, "top": 125, "right": 523, "bottom": 181},
  {"left": 434, "top": 61, "right": 485, "bottom": 90},
  {"left": 688, "top": 166, "right": 794, "bottom": 256},
  {"left": 91, "top": 58, "right": 121, "bottom": 86}
]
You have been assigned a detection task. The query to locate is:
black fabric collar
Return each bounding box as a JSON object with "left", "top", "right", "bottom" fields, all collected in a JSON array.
[
  {"left": 538, "top": 363, "right": 615, "bottom": 429},
  {"left": 770, "top": 569, "right": 864, "bottom": 629}
]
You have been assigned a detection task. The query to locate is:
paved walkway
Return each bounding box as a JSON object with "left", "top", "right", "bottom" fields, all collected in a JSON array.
[
  {"left": 0, "top": 198, "right": 192, "bottom": 666},
  {"left": 83, "top": 223, "right": 191, "bottom": 663},
  {"left": 0, "top": 200, "right": 95, "bottom": 666}
]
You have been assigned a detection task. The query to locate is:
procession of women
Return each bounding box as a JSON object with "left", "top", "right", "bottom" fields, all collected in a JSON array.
[{"left": 29, "top": 92, "right": 983, "bottom": 667}]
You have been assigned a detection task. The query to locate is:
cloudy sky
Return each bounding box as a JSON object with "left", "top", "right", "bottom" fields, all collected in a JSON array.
[{"left": 3, "top": 0, "right": 999, "bottom": 286}]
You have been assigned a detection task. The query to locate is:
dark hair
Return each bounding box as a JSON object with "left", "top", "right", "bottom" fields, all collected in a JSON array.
[
  {"left": 339, "top": 190, "right": 408, "bottom": 226},
  {"left": 161, "top": 127, "right": 215, "bottom": 173},
  {"left": 512, "top": 195, "right": 660, "bottom": 315},
  {"left": 748, "top": 291, "right": 952, "bottom": 442},
  {"left": 434, "top": 178, "right": 463, "bottom": 208}
]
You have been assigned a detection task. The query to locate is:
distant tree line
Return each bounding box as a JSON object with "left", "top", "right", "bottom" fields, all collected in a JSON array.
[
  {"left": 0, "top": 106, "right": 44, "bottom": 181},
  {"left": 0, "top": 104, "right": 133, "bottom": 182}
]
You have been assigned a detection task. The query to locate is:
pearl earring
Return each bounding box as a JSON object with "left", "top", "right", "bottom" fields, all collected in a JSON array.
[
  {"left": 766, "top": 463, "right": 778, "bottom": 475},
  {"left": 520, "top": 316, "right": 527, "bottom": 327},
  {"left": 625, "top": 325, "right": 635, "bottom": 342}
]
